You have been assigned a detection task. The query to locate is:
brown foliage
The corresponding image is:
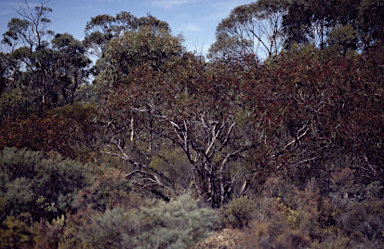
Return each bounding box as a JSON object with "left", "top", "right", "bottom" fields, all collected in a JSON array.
[
  {"left": 244, "top": 45, "right": 384, "bottom": 189},
  {"left": 0, "top": 114, "right": 82, "bottom": 159}
]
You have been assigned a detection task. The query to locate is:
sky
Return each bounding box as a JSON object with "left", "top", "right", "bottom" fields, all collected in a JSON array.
[{"left": 0, "top": 0, "right": 253, "bottom": 59}]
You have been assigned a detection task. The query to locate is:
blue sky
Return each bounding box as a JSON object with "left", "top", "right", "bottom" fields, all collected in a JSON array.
[{"left": 0, "top": 0, "right": 253, "bottom": 57}]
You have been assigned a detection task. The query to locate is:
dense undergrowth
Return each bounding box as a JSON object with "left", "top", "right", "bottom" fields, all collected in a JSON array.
[
  {"left": 2, "top": 45, "right": 384, "bottom": 248},
  {"left": 1, "top": 147, "right": 384, "bottom": 248},
  {"left": 1, "top": 0, "right": 384, "bottom": 247}
]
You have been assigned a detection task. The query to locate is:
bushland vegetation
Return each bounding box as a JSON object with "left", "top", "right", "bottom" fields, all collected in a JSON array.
[{"left": 1, "top": 0, "right": 384, "bottom": 248}]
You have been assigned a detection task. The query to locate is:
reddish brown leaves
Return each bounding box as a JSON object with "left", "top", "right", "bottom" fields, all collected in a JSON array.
[{"left": 0, "top": 114, "right": 82, "bottom": 159}]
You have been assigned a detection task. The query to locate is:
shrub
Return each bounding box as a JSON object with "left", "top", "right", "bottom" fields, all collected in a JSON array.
[
  {"left": 238, "top": 220, "right": 309, "bottom": 249},
  {"left": 62, "top": 193, "right": 220, "bottom": 249},
  {"left": 72, "top": 168, "right": 137, "bottom": 211},
  {"left": 221, "top": 196, "right": 255, "bottom": 229},
  {"left": 237, "top": 220, "right": 271, "bottom": 249},
  {"left": 0, "top": 147, "right": 94, "bottom": 222},
  {"left": 0, "top": 212, "right": 65, "bottom": 249},
  {"left": 337, "top": 198, "right": 384, "bottom": 243},
  {"left": 0, "top": 114, "right": 82, "bottom": 159},
  {"left": 0, "top": 213, "right": 35, "bottom": 248}
]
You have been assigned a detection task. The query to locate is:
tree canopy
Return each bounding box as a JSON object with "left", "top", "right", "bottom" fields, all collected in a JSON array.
[
  {"left": 208, "top": 0, "right": 288, "bottom": 59},
  {"left": 84, "top": 11, "right": 171, "bottom": 58},
  {"left": 209, "top": 0, "right": 384, "bottom": 59},
  {"left": 1, "top": 1, "right": 384, "bottom": 248}
]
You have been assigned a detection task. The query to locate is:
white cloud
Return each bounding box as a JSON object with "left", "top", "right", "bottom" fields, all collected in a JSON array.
[
  {"left": 201, "top": 0, "right": 250, "bottom": 21},
  {"left": 183, "top": 23, "right": 199, "bottom": 31},
  {"left": 151, "top": 0, "right": 189, "bottom": 9},
  {"left": 0, "top": 10, "right": 11, "bottom": 16}
]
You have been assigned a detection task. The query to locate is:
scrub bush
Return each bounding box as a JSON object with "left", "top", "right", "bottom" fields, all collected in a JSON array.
[
  {"left": 62, "top": 194, "right": 220, "bottom": 249},
  {"left": 0, "top": 147, "right": 93, "bottom": 222}
]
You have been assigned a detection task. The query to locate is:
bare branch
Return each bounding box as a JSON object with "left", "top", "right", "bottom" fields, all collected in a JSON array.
[
  {"left": 212, "top": 121, "right": 236, "bottom": 157},
  {"left": 272, "top": 125, "right": 311, "bottom": 158},
  {"left": 101, "top": 142, "right": 178, "bottom": 192}
]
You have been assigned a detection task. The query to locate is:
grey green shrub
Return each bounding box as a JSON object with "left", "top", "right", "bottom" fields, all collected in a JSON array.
[
  {"left": 220, "top": 196, "right": 255, "bottom": 229},
  {"left": 64, "top": 194, "right": 220, "bottom": 249},
  {"left": 0, "top": 147, "right": 94, "bottom": 221}
]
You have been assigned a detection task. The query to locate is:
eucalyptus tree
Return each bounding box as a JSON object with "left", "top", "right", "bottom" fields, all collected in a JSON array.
[
  {"left": 210, "top": 0, "right": 384, "bottom": 58},
  {"left": 96, "top": 24, "right": 260, "bottom": 207},
  {"left": 84, "top": 12, "right": 171, "bottom": 58},
  {"left": 51, "top": 33, "right": 91, "bottom": 105},
  {"left": 0, "top": 1, "right": 91, "bottom": 115},
  {"left": 1, "top": 34, "right": 91, "bottom": 114},
  {"left": 0, "top": 0, "right": 54, "bottom": 115},
  {"left": 282, "top": 0, "right": 384, "bottom": 50},
  {"left": 2, "top": 0, "right": 54, "bottom": 52},
  {"left": 0, "top": 53, "right": 8, "bottom": 95},
  {"left": 208, "top": 0, "right": 288, "bottom": 59}
]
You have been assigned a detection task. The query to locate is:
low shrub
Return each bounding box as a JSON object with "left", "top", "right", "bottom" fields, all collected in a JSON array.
[
  {"left": 0, "top": 147, "right": 94, "bottom": 222},
  {"left": 221, "top": 196, "right": 255, "bottom": 229},
  {"left": 72, "top": 168, "right": 136, "bottom": 211},
  {"left": 62, "top": 193, "right": 220, "bottom": 249},
  {"left": 337, "top": 198, "right": 384, "bottom": 243}
]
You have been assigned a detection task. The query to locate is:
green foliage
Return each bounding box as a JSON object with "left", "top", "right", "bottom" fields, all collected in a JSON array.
[
  {"left": 221, "top": 196, "right": 255, "bottom": 229},
  {"left": 0, "top": 43, "right": 91, "bottom": 115},
  {"left": 0, "top": 212, "right": 66, "bottom": 249},
  {"left": 0, "top": 147, "right": 94, "bottom": 222},
  {"left": 1, "top": 2, "right": 384, "bottom": 248},
  {"left": 234, "top": 177, "right": 384, "bottom": 248},
  {"left": 0, "top": 52, "right": 9, "bottom": 96},
  {"left": 84, "top": 12, "right": 171, "bottom": 58},
  {"left": 63, "top": 194, "right": 220, "bottom": 249},
  {"left": 137, "top": 194, "right": 220, "bottom": 248},
  {"left": 50, "top": 102, "right": 101, "bottom": 160},
  {"left": 327, "top": 25, "right": 359, "bottom": 53},
  {"left": 96, "top": 26, "right": 184, "bottom": 90},
  {"left": 0, "top": 88, "right": 32, "bottom": 121},
  {"left": 2, "top": 0, "right": 53, "bottom": 50},
  {"left": 149, "top": 147, "right": 192, "bottom": 189},
  {"left": 0, "top": 213, "right": 36, "bottom": 248},
  {"left": 73, "top": 84, "right": 100, "bottom": 104},
  {"left": 72, "top": 168, "right": 135, "bottom": 211},
  {"left": 98, "top": 52, "right": 259, "bottom": 207},
  {"left": 208, "top": 0, "right": 288, "bottom": 59},
  {"left": 212, "top": 0, "right": 384, "bottom": 56},
  {"left": 1, "top": 1, "right": 91, "bottom": 116}
]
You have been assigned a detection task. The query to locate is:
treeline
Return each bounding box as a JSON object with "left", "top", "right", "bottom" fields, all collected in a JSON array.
[{"left": 1, "top": 0, "right": 384, "bottom": 248}]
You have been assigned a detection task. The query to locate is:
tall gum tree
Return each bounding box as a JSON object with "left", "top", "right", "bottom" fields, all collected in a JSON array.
[
  {"left": 84, "top": 12, "right": 171, "bottom": 58},
  {"left": 245, "top": 45, "right": 384, "bottom": 190},
  {"left": 97, "top": 26, "right": 260, "bottom": 207},
  {"left": 208, "top": 0, "right": 288, "bottom": 59},
  {"left": 2, "top": 0, "right": 54, "bottom": 52},
  {"left": 210, "top": 0, "right": 384, "bottom": 58},
  {"left": 0, "top": 1, "right": 91, "bottom": 115}
]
